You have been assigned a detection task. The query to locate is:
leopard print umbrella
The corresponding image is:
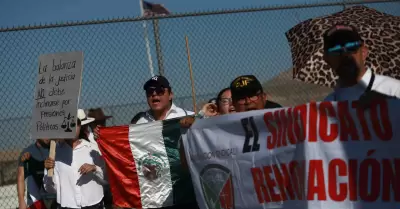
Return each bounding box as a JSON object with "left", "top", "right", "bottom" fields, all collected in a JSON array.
[{"left": 285, "top": 6, "right": 400, "bottom": 88}]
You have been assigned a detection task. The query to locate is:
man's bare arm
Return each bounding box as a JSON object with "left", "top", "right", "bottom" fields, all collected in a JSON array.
[{"left": 17, "top": 166, "right": 27, "bottom": 209}]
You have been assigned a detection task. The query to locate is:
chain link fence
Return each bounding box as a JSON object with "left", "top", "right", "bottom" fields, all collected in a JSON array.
[{"left": 0, "top": 0, "right": 399, "bottom": 208}]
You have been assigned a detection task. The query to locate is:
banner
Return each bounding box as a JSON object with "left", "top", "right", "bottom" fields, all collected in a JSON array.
[
  {"left": 31, "top": 51, "right": 83, "bottom": 139},
  {"left": 182, "top": 100, "right": 400, "bottom": 209}
]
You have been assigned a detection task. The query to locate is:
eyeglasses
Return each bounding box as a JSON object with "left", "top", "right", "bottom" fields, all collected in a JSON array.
[
  {"left": 146, "top": 88, "right": 165, "bottom": 97},
  {"left": 327, "top": 41, "right": 361, "bottom": 55},
  {"left": 219, "top": 98, "right": 232, "bottom": 105},
  {"left": 234, "top": 92, "right": 262, "bottom": 105}
]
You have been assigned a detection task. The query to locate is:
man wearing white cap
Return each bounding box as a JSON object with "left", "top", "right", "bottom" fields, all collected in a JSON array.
[{"left": 43, "top": 109, "right": 106, "bottom": 209}]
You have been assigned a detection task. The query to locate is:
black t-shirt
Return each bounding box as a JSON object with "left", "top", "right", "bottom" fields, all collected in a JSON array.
[
  {"left": 264, "top": 100, "right": 283, "bottom": 109},
  {"left": 24, "top": 157, "right": 45, "bottom": 189}
]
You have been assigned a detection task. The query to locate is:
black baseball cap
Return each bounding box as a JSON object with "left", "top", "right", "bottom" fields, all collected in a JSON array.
[
  {"left": 230, "top": 75, "right": 263, "bottom": 99},
  {"left": 323, "top": 24, "right": 363, "bottom": 52},
  {"left": 143, "top": 75, "right": 171, "bottom": 90}
]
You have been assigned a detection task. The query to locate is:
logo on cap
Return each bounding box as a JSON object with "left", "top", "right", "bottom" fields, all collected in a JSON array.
[
  {"left": 234, "top": 76, "right": 254, "bottom": 89},
  {"left": 151, "top": 76, "right": 159, "bottom": 81}
]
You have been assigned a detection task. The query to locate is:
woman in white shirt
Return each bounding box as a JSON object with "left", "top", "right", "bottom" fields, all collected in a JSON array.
[{"left": 43, "top": 111, "right": 106, "bottom": 209}]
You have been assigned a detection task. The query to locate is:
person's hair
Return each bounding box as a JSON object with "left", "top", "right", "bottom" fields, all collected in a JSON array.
[
  {"left": 216, "top": 87, "right": 231, "bottom": 109},
  {"left": 217, "top": 88, "right": 230, "bottom": 100},
  {"left": 77, "top": 119, "right": 89, "bottom": 141}
]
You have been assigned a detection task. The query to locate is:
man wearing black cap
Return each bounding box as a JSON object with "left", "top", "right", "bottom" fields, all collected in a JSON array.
[
  {"left": 230, "top": 75, "right": 282, "bottom": 112},
  {"left": 134, "top": 75, "right": 194, "bottom": 124},
  {"left": 323, "top": 24, "right": 400, "bottom": 101}
]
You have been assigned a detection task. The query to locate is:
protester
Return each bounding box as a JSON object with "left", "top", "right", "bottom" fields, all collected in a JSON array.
[
  {"left": 43, "top": 109, "right": 106, "bottom": 209},
  {"left": 195, "top": 88, "right": 235, "bottom": 118},
  {"left": 87, "top": 108, "right": 113, "bottom": 209},
  {"left": 323, "top": 24, "right": 400, "bottom": 102},
  {"left": 216, "top": 87, "right": 235, "bottom": 115},
  {"left": 230, "top": 75, "right": 282, "bottom": 112},
  {"left": 134, "top": 75, "right": 194, "bottom": 124},
  {"left": 17, "top": 138, "right": 56, "bottom": 209}
]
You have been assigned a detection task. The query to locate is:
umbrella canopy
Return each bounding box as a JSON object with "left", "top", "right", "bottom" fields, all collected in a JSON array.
[{"left": 286, "top": 6, "right": 400, "bottom": 88}]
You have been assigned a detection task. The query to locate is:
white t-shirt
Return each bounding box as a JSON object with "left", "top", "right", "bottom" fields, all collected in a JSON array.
[
  {"left": 324, "top": 69, "right": 400, "bottom": 101},
  {"left": 135, "top": 103, "right": 194, "bottom": 124},
  {"left": 19, "top": 143, "right": 49, "bottom": 205}
]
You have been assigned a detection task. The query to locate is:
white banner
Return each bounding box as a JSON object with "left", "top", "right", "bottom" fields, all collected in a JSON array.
[
  {"left": 183, "top": 100, "right": 400, "bottom": 209},
  {"left": 31, "top": 51, "right": 83, "bottom": 139}
]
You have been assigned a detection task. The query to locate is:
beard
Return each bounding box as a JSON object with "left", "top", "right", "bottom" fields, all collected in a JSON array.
[{"left": 335, "top": 56, "right": 361, "bottom": 82}]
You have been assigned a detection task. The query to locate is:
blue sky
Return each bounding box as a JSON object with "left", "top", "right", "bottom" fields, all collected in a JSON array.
[
  {"left": 0, "top": 0, "right": 341, "bottom": 28},
  {"left": 0, "top": 0, "right": 399, "bottom": 149}
]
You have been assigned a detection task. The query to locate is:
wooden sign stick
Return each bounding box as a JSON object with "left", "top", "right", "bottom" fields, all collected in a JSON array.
[
  {"left": 185, "top": 35, "right": 197, "bottom": 114},
  {"left": 47, "top": 140, "right": 56, "bottom": 177}
]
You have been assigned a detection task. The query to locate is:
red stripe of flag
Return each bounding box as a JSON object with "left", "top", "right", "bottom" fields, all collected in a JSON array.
[
  {"left": 98, "top": 126, "right": 142, "bottom": 208},
  {"left": 28, "top": 200, "right": 46, "bottom": 209}
]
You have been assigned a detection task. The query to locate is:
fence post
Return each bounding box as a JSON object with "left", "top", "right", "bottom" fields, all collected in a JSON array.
[
  {"left": 152, "top": 19, "right": 165, "bottom": 76},
  {"left": 0, "top": 162, "right": 4, "bottom": 186}
]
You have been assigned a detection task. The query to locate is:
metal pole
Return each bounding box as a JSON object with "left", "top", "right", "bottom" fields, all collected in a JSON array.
[
  {"left": 139, "top": 0, "right": 155, "bottom": 77},
  {"left": 152, "top": 19, "right": 165, "bottom": 76}
]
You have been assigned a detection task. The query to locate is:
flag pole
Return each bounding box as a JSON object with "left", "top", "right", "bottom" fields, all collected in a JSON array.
[
  {"left": 139, "top": 0, "right": 155, "bottom": 77},
  {"left": 185, "top": 35, "right": 197, "bottom": 114}
]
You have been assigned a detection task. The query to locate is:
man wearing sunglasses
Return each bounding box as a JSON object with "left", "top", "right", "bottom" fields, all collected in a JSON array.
[
  {"left": 230, "top": 75, "right": 281, "bottom": 112},
  {"left": 134, "top": 75, "right": 193, "bottom": 124},
  {"left": 323, "top": 24, "right": 400, "bottom": 101}
]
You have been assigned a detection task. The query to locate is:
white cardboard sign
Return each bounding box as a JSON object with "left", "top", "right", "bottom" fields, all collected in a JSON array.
[{"left": 31, "top": 51, "right": 83, "bottom": 139}]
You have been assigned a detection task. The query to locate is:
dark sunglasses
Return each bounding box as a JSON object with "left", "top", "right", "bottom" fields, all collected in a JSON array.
[
  {"left": 146, "top": 88, "right": 165, "bottom": 97},
  {"left": 327, "top": 41, "right": 361, "bottom": 55}
]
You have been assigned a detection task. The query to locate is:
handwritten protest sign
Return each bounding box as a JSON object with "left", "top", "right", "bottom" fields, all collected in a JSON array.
[
  {"left": 183, "top": 100, "right": 400, "bottom": 209},
  {"left": 31, "top": 51, "right": 83, "bottom": 139}
]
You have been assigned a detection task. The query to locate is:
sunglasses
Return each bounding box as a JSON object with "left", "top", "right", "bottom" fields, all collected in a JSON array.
[
  {"left": 327, "top": 41, "right": 361, "bottom": 55},
  {"left": 146, "top": 88, "right": 165, "bottom": 97}
]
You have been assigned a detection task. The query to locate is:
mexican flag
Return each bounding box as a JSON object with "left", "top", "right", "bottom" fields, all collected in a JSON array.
[{"left": 97, "top": 118, "right": 196, "bottom": 208}]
